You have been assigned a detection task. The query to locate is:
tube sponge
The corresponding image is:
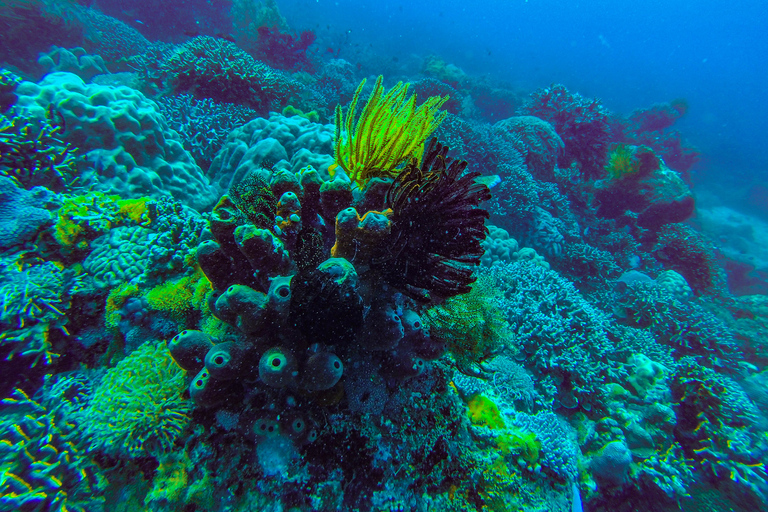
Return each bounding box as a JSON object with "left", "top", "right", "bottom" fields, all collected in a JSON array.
[
  {"left": 168, "top": 329, "right": 214, "bottom": 373},
  {"left": 363, "top": 301, "right": 404, "bottom": 350},
  {"left": 266, "top": 275, "right": 292, "bottom": 321},
  {"left": 289, "top": 257, "right": 363, "bottom": 346},
  {"left": 233, "top": 224, "right": 291, "bottom": 284},
  {"left": 301, "top": 351, "right": 344, "bottom": 391},
  {"left": 213, "top": 284, "right": 268, "bottom": 333},
  {"left": 259, "top": 347, "right": 297, "bottom": 388},
  {"left": 204, "top": 341, "right": 257, "bottom": 381},
  {"left": 330, "top": 207, "right": 392, "bottom": 263},
  {"left": 196, "top": 240, "right": 236, "bottom": 291}
]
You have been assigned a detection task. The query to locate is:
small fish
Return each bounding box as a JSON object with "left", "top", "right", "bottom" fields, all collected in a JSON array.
[
  {"left": 474, "top": 174, "right": 502, "bottom": 189},
  {"left": 184, "top": 30, "right": 200, "bottom": 37},
  {"left": 215, "top": 33, "right": 236, "bottom": 43}
]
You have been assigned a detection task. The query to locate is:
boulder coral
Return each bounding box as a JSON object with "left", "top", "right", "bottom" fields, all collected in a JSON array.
[{"left": 12, "top": 72, "right": 217, "bottom": 210}]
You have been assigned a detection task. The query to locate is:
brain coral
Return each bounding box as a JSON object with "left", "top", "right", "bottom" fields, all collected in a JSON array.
[
  {"left": 83, "top": 226, "right": 155, "bottom": 289},
  {"left": 12, "top": 72, "right": 217, "bottom": 211},
  {"left": 208, "top": 112, "right": 335, "bottom": 193}
]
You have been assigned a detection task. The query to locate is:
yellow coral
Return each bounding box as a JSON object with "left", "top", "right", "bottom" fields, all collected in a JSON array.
[
  {"left": 424, "top": 275, "right": 510, "bottom": 375},
  {"left": 116, "top": 198, "right": 151, "bottom": 226},
  {"left": 146, "top": 275, "right": 196, "bottom": 322},
  {"left": 467, "top": 394, "right": 506, "bottom": 430},
  {"left": 145, "top": 451, "right": 190, "bottom": 505},
  {"left": 105, "top": 282, "right": 139, "bottom": 329},
  {"left": 53, "top": 192, "right": 153, "bottom": 250},
  {"left": 330, "top": 75, "right": 449, "bottom": 188},
  {"left": 497, "top": 429, "right": 541, "bottom": 464}
]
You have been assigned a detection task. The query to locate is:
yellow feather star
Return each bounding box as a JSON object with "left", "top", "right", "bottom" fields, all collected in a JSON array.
[{"left": 331, "top": 75, "right": 449, "bottom": 188}]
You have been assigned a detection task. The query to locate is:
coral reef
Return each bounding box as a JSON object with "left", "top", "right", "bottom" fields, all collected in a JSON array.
[
  {"left": 519, "top": 83, "right": 612, "bottom": 180},
  {"left": 161, "top": 35, "right": 302, "bottom": 113},
  {"left": 207, "top": 111, "right": 335, "bottom": 194},
  {"left": 13, "top": 72, "right": 217, "bottom": 210}
]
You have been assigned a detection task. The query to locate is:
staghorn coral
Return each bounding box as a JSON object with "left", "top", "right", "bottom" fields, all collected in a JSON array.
[
  {"left": 0, "top": 254, "right": 80, "bottom": 367},
  {"left": 0, "top": 384, "right": 107, "bottom": 512},
  {"left": 331, "top": 76, "right": 449, "bottom": 189},
  {"left": 74, "top": 340, "right": 191, "bottom": 459},
  {"left": 655, "top": 223, "right": 727, "bottom": 296},
  {"left": 670, "top": 358, "right": 766, "bottom": 504},
  {"left": 156, "top": 94, "right": 258, "bottom": 170},
  {"left": 372, "top": 138, "right": 491, "bottom": 301},
  {"left": 615, "top": 281, "right": 738, "bottom": 368},
  {"left": 0, "top": 113, "right": 78, "bottom": 191},
  {"left": 481, "top": 261, "right": 616, "bottom": 410}
]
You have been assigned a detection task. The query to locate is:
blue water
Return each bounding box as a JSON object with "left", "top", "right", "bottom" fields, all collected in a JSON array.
[{"left": 279, "top": 0, "right": 768, "bottom": 190}]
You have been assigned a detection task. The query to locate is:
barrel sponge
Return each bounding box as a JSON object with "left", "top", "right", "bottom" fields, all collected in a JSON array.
[
  {"left": 301, "top": 351, "right": 343, "bottom": 391},
  {"left": 259, "top": 347, "right": 297, "bottom": 388},
  {"left": 213, "top": 284, "right": 269, "bottom": 334},
  {"left": 73, "top": 340, "right": 191, "bottom": 458},
  {"left": 168, "top": 330, "right": 214, "bottom": 373},
  {"left": 83, "top": 225, "right": 155, "bottom": 288},
  {"left": 12, "top": 72, "right": 217, "bottom": 211}
]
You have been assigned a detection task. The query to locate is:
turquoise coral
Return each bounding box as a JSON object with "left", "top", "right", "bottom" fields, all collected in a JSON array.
[
  {"left": 74, "top": 341, "right": 192, "bottom": 459},
  {"left": 0, "top": 385, "right": 107, "bottom": 512}
]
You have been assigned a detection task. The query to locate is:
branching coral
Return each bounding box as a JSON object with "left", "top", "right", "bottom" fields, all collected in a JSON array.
[
  {"left": 162, "top": 35, "right": 302, "bottom": 112},
  {"left": 331, "top": 76, "right": 449, "bottom": 189},
  {"left": 371, "top": 138, "right": 491, "bottom": 301},
  {"left": 0, "top": 114, "right": 78, "bottom": 191},
  {"left": 0, "top": 386, "right": 107, "bottom": 512},
  {"left": 0, "top": 254, "right": 80, "bottom": 367}
]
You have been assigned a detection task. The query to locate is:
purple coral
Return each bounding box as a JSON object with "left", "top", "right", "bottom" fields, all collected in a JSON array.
[{"left": 519, "top": 83, "right": 612, "bottom": 180}]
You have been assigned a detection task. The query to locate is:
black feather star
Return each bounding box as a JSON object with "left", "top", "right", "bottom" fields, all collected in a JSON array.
[{"left": 372, "top": 138, "right": 491, "bottom": 301}]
